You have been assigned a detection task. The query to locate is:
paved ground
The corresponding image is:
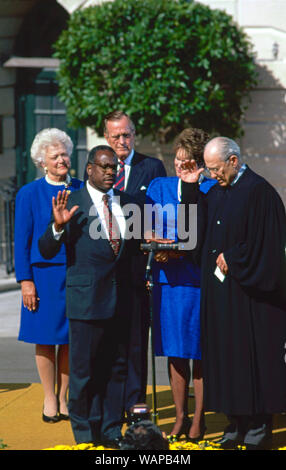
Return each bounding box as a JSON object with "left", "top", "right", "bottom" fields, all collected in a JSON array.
[
  {"left": 0, "top": 277, "right": 170, "bottom": 385},
  {"left": 0, "top": 269, "right": 285, "bottom": 451}
]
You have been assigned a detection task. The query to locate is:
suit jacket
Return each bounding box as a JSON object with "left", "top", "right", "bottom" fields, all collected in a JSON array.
[
  {"left": 125, "top": 151, "right": 167, "bottom": 285},
  {"left": 38, "top": 186, "right": 140, "bottom": 321},
  {"left": 125, "top": 151, "right": 166, "bottom": 204}
]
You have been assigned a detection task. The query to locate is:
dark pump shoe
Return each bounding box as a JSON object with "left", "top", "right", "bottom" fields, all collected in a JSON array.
[
  {"left": 42, "top": 412, "right": 60, "bottom": 423},
  {"left": 58, "top": 412, "right": 69, "bottom": 421},
  {"left": 57, "top": 396, "right": 69, "bottom": 420},
  {"left": 186, "top": 426, "right": 207, "bottom": 444},
  {"left": 167, "top": 416, "right": 192, "bottom": 442}
]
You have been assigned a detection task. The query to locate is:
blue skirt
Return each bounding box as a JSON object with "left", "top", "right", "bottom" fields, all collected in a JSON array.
[
  {"left": 18, "top": 263, "right": 68, "bottom": 345},
  {"left": 153, "top": 284, "right": 201, "bottom": 360}
]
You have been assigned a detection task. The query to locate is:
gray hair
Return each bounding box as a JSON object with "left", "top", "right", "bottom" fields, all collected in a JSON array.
[
  {"left": 205, "top": 136, "right": 241, "bottom": 162},
  {"left": 103, "top": 110, "right": 136, "bottom": 135},
  {"left": 30, "top": 128, "right": 73, "bottom": 168}
]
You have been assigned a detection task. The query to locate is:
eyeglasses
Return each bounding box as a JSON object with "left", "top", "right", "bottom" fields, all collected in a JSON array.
[
  {"left": 204, "top": 156, "right": 232, "bottom": 175},
  {"left": 91, "top": 163, "right": 117, "bottom": 172}
]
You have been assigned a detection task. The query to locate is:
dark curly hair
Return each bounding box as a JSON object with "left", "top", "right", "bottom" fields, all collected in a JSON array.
[
  {"left": 120, "top": 420, "right": 169, "bottom": 450},
  {"left": 173, "top": 127, "right": 210, "bottom": 167}
]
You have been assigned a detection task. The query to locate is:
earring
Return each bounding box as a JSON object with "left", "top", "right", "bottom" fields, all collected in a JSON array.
[{"left": 44, "top": 167, "right": 48, "bottom": 174}]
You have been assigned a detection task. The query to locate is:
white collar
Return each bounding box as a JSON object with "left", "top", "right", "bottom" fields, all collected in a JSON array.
[
  {"left": 231, "top": 163, "right": 247, "bottom": 186},
  {"left": 119, "top": 149, "right": 134, "bottom": 166},
  {"left": 86, "top": 181, "right": 114, "bottom": 203}
]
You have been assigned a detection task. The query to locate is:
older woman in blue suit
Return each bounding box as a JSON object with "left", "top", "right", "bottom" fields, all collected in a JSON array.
[
  {"left": 146, "top": 128, "right": 216, "bottom": 442},
  {"left": 14, "top": 128, "right": 83, "bottom": 422}
]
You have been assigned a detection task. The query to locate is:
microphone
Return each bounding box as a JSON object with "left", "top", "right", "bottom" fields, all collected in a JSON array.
[
  {"left": 141, "top": 242, "right": 188, "bottom": 282},
  {"left": 140, "top": 241, "right": 180, "bottom": 252}
]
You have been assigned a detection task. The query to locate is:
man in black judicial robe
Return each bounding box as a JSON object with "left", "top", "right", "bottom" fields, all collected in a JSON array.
[{"left": 180, "top": 136, "right": 286, "bottom": 450}]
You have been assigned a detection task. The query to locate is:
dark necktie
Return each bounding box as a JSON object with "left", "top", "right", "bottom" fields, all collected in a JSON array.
[
  {"left": 114, "top": 160, "right": 125, "bottom": 191},
  {"left": 102, "top": 194, "right": 121, "bottom": 256}
]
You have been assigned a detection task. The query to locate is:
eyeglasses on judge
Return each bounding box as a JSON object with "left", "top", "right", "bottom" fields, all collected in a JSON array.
[{"left": 204, "top": 151, "right": 240, "bottom": 176}]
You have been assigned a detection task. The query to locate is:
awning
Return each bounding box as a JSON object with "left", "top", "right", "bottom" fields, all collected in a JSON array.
[{"left": 3, "top": 57, "right": 60, "bottom": 69}]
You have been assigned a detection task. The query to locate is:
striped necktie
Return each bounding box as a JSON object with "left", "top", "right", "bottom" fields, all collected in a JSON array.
[
  {"left": 102, "top": 194, "right": 121, "bottom": 256},
  {"left": 114, "top": 160, "right": 125, "bottom": 191}
]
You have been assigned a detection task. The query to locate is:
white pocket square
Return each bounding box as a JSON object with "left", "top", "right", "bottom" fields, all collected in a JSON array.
[{"left": 140, "top": 186, "right": 147, "bottom": 190}]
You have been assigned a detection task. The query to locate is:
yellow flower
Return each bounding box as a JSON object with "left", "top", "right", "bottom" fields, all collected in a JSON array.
[
  {"left": 74, "top": 443, "right": 94, "bottom": 450},
  {"left": 44, "top": 445, "right": 73, "bottom": 450}
]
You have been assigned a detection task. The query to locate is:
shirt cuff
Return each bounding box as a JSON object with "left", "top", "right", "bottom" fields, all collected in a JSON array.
[{"left": 52, "top": 223, "right": 64, "bottom": 240}]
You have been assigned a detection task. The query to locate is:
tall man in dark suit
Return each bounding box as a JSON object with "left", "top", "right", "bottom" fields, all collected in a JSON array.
[
  {"left": 104, "top": 110, "right": 167, "bottom": 421},
  {"left": 39, "top": 145, "right": 140, "bottom": 448}
]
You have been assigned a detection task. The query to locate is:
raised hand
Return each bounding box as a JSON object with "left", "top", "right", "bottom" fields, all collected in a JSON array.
[
  {"left": 52, "top": 190, "right": 79, "bottom": 232},
  {"left": 180, "top": 159, "right": 204, "bottom": 183}
]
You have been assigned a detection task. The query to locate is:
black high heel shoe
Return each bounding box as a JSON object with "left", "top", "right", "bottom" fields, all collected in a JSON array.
[
  {"left": 42, "top": 410, "right": 60, "bottom": 423},
  {"left": 57, "top": 396, "right": 70, "bottom": 421},
  {"left": 58, "top": 412, "right": 69, "bottom": 421},
  {"left": 187, "top": 424, "right": 207, "bottom": 443},
  {"left": 167, "top": 416, "right": 192, "bottom": 443}
]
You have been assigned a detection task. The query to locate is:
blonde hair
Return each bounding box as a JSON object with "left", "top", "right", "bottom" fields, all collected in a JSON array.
[{"left": 30, "top": 128, "right": 73, "bottom": 168}]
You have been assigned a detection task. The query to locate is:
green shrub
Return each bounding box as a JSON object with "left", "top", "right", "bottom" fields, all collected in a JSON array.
[{"left": 54, "top": 0, "right": 257, "bottom": 142}]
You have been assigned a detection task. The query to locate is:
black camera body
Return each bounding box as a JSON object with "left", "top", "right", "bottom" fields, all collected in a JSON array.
[{"left": 128, "top": 403, "right": 151, "bottom": 426}]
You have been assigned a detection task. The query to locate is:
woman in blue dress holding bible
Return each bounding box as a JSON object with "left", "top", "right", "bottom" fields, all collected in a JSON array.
[
  {"left": 146, "top": 128, "right": 216, "bottom": 442},
  {"left": 14, "top": 128, "right": 83, "bottom": 422}
]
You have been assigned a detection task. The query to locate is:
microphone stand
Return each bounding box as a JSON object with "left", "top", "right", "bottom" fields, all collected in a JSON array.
[
  {"left": 142, "top": 240, "right": 180, "bottom": 425},
  {"left": 145, "top": 248, "right": 159, "bottom": 425}
]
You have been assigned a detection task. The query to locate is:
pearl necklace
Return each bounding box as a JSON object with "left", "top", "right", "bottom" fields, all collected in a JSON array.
[{"left": 45, "top": 174, "right": 72, "bottom": 188}]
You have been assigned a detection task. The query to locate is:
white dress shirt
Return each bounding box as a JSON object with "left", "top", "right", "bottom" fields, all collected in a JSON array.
[
  {"left": 86, "top": 181, "right": 126, "bottom": 239},
  {"left": 53, "top": 182, "right": 126, "bottom": 240},
  {"left": 119, "top": 149, "right": 134, "bottom": 190},
  {"left": 231, "top": 163, "right": 247, "bottom": 186}
]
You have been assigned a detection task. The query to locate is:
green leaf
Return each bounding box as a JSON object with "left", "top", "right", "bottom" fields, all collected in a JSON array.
[{"left": 53, "top": 0, "right": 257, "bottom": 141}]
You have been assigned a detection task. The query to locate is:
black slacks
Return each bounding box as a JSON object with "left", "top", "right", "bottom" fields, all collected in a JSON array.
[
  {"left": 124, "top": 285, "right": 150, "bottom": 412},
  {"left": 68, "top": 312, "right": 129, "bottom": 444},
  {"left": 224, "top": 414, "right": 273, "bottom": 446}
]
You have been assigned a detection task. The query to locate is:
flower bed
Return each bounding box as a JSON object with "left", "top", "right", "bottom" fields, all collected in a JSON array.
[
  {"left": 44, "top": 440, "right": 230, "bottom": 451},
  {"left": 44, "top": 439, "right": 286, "bottom": 451}
]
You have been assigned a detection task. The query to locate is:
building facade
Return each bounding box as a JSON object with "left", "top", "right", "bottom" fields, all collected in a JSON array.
[
  {"left": 0, "top": 0, "right": 285, "bottom": 269},
  {"left": 199, "top": 0, "right": 286, "bottom": 203}
]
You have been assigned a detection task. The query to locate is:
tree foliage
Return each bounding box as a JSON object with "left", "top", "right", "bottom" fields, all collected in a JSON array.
[{"left": 54, "top": 0, "right": 257, "bottom": 142}]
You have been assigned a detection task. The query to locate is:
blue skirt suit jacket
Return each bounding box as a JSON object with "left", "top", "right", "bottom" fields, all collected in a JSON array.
[
  {"left": 146, "top": 176, "right": 216, "bottom": 359},
  {"left": 15, "top": 176, "right": 83, "bottom": 344}
]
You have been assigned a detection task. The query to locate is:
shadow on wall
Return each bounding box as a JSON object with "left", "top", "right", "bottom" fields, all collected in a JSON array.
[
  {"left": 241, "top": 62, "right": 286, "bottom": 206},
  {"left": 135, "top": 63, "right": 286, "bottom": 207}
]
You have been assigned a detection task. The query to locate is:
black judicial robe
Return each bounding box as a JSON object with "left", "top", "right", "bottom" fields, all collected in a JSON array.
[{"left": 182, "top": 166, "right": 286, "bottom": 415}]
